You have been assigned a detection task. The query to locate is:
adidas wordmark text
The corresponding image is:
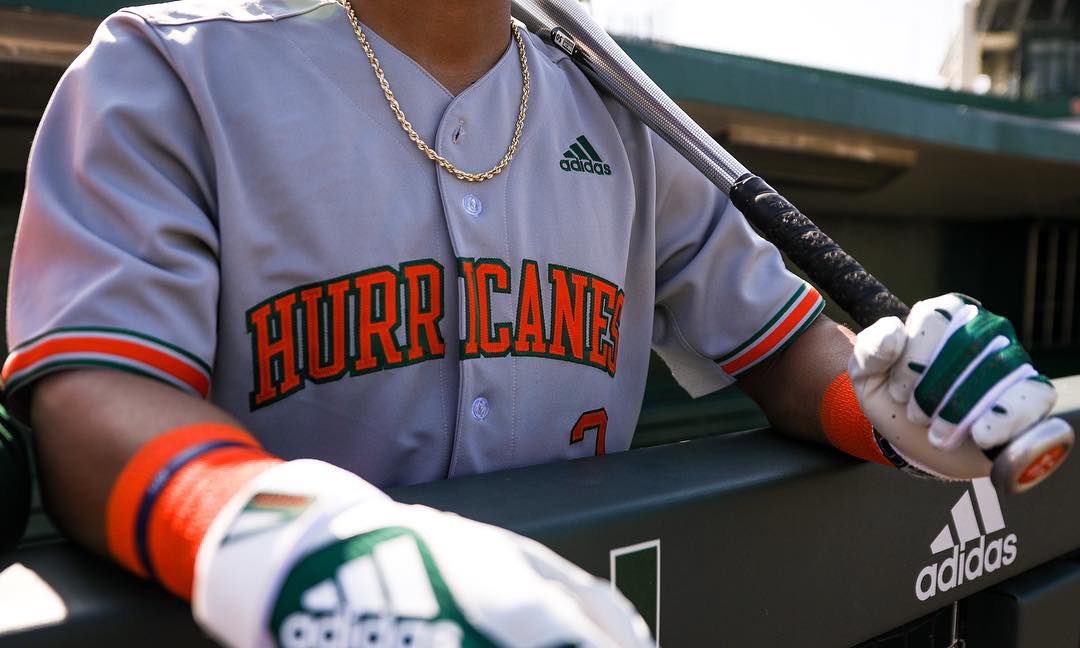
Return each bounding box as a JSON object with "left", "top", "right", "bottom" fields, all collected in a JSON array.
[
  {"left": 560, "top": 135, "right": 612, "bottom": 176},
  {"left": 914, "top": 478, "right": 1017, "bottom": 601}
]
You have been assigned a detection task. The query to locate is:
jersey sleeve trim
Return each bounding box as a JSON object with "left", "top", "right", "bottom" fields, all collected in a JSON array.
[
  {"left": 2, "top": 327, "right": 211, "bottom": 399},
  {"left": 717, "top": 283, "right": 825, "bottom": 377}
]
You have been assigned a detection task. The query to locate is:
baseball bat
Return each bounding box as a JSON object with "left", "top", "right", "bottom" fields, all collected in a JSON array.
[{"left": 509, "top": 0, "right": 1073, "bottom": 493}]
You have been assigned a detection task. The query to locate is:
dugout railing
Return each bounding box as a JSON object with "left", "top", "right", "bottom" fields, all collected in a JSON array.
[{"left": 0, "top": 377, "right": 1078, "bottom": 647}]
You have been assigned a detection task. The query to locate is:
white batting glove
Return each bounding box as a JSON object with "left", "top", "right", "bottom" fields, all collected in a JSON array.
[
  {"left": 193, "top": 460, "right": 652, "bottom": 648},
  {"left": 849, "top": 294, "right": 1069, "bottom": 481}
]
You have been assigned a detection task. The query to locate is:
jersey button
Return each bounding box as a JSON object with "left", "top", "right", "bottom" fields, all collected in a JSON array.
[
  {"left": 462, "top": 194, "right": 483, "bottom": 217},
  {"left": 471, "top": 397, "right": 490, "bottom": 421}
]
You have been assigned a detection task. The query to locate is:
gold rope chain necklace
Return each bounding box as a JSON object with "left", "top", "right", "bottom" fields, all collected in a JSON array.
[{"left": 339, "top": 1, "right": 530, "bottom": 183}]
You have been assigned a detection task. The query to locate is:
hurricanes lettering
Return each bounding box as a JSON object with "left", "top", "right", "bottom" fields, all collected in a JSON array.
[{"left": 247, "top": 258, "right": 624, "bottom": 410}]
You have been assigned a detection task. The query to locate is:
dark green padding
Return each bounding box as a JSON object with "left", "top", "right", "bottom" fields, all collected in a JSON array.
[{"left": 0, "top": 404, "right": 31, "bottom": 552}]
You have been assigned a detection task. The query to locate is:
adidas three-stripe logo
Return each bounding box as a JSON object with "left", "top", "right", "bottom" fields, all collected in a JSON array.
[
  {"left": 273, "top": 531, "right": 469, "bottom": 647},
  {"left": 559, "top": 135, "right": 613, "bottom": 176},
  {"left": 929, "top": 477, "right": 1004, "bottom": 552},
  {"left": 914, "top": 477, "right": 1018, "bottom": 601}
]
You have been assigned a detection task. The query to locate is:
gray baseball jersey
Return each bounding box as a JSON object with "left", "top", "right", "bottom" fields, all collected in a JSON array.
[{"left": 4, "top": 0, "right": 823, "bottom": 487}]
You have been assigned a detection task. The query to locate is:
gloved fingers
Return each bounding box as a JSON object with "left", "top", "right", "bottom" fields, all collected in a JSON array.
[
  {"left": 543, "top": 577, "right": 652, "bottom": 648},
  {"left": 393, "top": 509, "right": 641, "bottom": 648},
  {"left": 440, "top": 549, "right": 628, "bottom": 648},
  {"left": 968, "top": 375, "right": 1057, "bottom": 449},
  {"left": 516, "top": 537, "right": 654, "bottom": 648},
  {"left": 850, "top": 316, "right": 907, "bottom": 385},
  {"left": 885, "top": 294, "right": 975, "bottom": 416},
  {"left": 483, "top": 549, "right": 644, "bottom": 648},
  {"left": 907, "top": 304, "right": 1015, "bottom": 425},
  {"left": 514, "top": 533, "right": 593, "bottom": 585},
  {"left": 925, "top": 340, "right": 1035, "bottom": 449},
  {"left": 507, "top": 576, "right": 631, "bottom": 648}
]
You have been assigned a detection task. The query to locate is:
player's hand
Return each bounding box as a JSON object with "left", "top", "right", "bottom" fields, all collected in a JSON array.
[
  {"left": 193, "top": 460, "right": 653, "bottom": 648},
  {"left": 848, "top": 293, "right": 1072, "bottom": 481}
]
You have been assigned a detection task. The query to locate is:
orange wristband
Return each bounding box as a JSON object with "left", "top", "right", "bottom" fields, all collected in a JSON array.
[
  {"left": 819, "top": 371, "right": 892, "bottom": 466},
  {"left": 105, "top": 423, "right": 282, "bottom": 600}
]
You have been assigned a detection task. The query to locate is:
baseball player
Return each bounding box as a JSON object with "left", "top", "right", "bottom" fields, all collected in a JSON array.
[{"left": 3, "top": 0, "right": 1066, "bottom": 645}]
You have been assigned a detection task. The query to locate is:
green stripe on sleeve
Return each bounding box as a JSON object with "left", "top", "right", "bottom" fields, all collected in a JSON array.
[
  {"left": 4, "top": 359, "right": 201, "bottom": 398},
  {"left": 11, "top": 326, "right": 211, "bottom": 374},
  {"left": 715, "top": 284, "right": 807, "bottom": 364},
  {"left": 732, "top": 298, "right": 825, "bottom": 376}
]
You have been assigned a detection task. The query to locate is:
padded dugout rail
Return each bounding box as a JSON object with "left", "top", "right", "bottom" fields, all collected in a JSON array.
[{"left": 1, "top": 377, "right": 1079, "bottom": 647}]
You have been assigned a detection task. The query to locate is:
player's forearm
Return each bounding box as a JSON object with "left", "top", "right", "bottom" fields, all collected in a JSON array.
[
  {"left": 30, "top": 371, "right": 650, "bottom": 646},
  {"left": 736, "top": 315, "right": 855, "bottom": 444},
  {"left": 30, "top": 368, "right": 243, "bottom": 555}
]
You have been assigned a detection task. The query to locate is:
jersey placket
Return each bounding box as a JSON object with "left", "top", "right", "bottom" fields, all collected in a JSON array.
[
  {"left": 432, "top": 48, "right": 525, "bottom": 479},
  {"left": 217, "top": 12, "right": 470, "bottom": 484}
]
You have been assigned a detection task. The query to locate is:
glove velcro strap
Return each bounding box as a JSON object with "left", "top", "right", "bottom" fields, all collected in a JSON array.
[
  {"left": 106, "top": 423, "right": 282, "bottom": 599},
  {"left": 870, "top": 431, "right": 944, "bottom": 479},
  {"left": 820, "top": 371, "right": 893, "bottom": 466}
]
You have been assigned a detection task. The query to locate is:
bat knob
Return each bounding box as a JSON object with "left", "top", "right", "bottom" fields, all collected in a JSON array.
[{"left": 990, "top": 418, "right": 1074, "bottom": 494}]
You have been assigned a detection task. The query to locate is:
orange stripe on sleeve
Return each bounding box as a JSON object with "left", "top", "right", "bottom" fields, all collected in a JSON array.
[
  {"left": 3, "top": 336, "right": 209, "bottom": 397},
  {"left": 722, "top": 288, "right": 821, "bottom": 376}
]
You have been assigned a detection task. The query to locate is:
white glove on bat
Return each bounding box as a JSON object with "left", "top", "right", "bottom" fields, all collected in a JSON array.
[
  {"left": 849, "top": 293, "right": 1067, "bottom": 480},
  {"left": 193, "top": 460, "right": 652, "bottom": 648}
]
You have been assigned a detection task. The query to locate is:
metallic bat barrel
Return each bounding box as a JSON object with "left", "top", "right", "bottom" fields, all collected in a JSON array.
[{"left": 511, "top": 0, "right": 907, "bottom": 328}]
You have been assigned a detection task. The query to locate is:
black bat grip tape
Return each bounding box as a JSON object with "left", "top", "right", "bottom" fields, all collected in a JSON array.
[
  {"left": 728, "top": 175, "right": 1055, "bottom": 484},
  {"left": 729, "top": 174, "right": 910, "bottom": 329}
]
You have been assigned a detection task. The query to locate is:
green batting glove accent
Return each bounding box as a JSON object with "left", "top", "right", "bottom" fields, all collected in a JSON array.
[
  {"left": 0, "top": 404, "right": 31, "bottom": 551},
  {"left": 913, "top": 310, "right": 1018, "bottom": 418},
  {"left": 936, "top": 343, "right": 1032, "bottom": 424},
  {"left": 1027, "top": 374, "right": 1053, "bottom": 386},
  {"left": 270, "top": 527, "right": 498, "bottom": 648}
]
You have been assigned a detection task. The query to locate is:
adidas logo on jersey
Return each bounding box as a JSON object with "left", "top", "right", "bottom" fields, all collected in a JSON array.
[
  {"left": 559, "top": 135, "right": 612, "bottom": 176},
  {"left": 273, "top": 531, "right": 468, "bottom": 648},
  {"left": 914, "top": 477, "right": 1018, "bottom": 601}
]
